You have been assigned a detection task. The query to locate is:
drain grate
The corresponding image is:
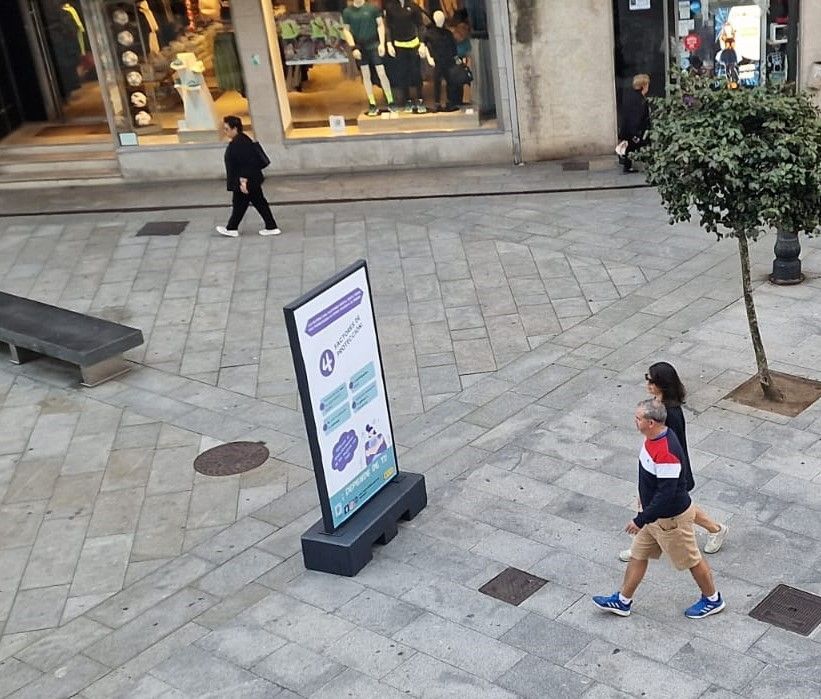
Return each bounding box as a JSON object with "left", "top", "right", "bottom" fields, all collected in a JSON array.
[
  {"left": 748, "top": 584, "right": 821, "bottom": 636},
  {"left": 194, "top": 441, "right": 269, "bottom": 477},
  {"left": 561, "top": 160, "right": 590, "bottom": 172},
  {"left": 136, "top": 221, "right": 188, "bottom": 236},
  {"left": 479, "top": 567, "right": 547, "bottom": 606}
]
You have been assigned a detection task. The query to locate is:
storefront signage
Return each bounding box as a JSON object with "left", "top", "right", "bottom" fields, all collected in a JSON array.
[
  {"left": 284, "top": 260, "right": 398, "bottom": 532},
  {"left": 714, "top": 5, "right": 762, "bottom": 86},
  {"left": 683, "top": 33, "right": 702, "bottom": 52},
  {"left": 278, "top": 13, "right": 348, "bottom": 65},
  {"left": 629, "top": 0, "right": 651, "bottom": 10}
]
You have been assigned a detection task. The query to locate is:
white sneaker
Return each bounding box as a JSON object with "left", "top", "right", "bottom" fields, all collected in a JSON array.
[
  {"left": 704, "top": 524, "right": 728, "bottom": 554},
  {"left": 618, "top": 548, "right": 632, "bottom": 562},
  {"left": 259, "top": 228, "right": 282, "bottom": 236},
  {"left": 216, "top": 226, "right": 238, "bottom": 237}
]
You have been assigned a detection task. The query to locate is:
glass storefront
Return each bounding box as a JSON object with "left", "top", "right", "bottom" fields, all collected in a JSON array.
[
  {"left": 268, "top": 0, "right": 497, "bottom": 139},
  {"left": 0, "top": 1, "right": 252, "bottom": 149},
  {"left": 671, "top": 0, "right": 799, "bottom": 87},
  {"left": 94, "top": 0, "right": 251, "bottom": 145},
  {"left": 613, "top": 1, "right": 801, "bottom": 124}
]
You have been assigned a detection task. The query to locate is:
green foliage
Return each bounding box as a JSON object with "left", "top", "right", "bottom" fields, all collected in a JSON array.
[{"left": 638, "top": 74, "right": 821, "bottom": 241}]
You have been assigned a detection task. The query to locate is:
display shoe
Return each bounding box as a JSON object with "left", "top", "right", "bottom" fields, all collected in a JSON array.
[
  {"left": 403, "top": 100, "right": 414, "bottom": 113},
  {"left": 415, "top": 100, "right": 427, "bottom": 114},
  {"left": 443, "top": 104, "right": 460, "bottom": 112},
  {"left": 259, "top": 228, "right": 282, "bottom": 236},
  {"left": 215, "top": 226, "right": 238, "bottom": 238},
  {"left": 387, "top": 102, "right": 398, "bottom": 112},
  {"left": 366, "top": 104, "right": 379, "bottom": 116}
]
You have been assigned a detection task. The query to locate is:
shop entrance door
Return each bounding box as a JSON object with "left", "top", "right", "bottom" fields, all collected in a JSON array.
[
  {"left": 27, "top": 0, "right": 108, "bottom": 125},
  {"left": 613, "top": 0, "right": 670, "bottom": 112},
  {"left": 1, "top": 0, "right": 109, "bottom": 143}
]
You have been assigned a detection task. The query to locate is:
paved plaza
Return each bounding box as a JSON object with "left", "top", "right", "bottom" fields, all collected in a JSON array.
[{"left": 1, "top": 168, "right": 821, "bottom": 698}]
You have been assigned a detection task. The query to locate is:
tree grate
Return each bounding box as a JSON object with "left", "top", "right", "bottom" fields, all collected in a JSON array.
[
  {"left": 136, "top": 221, "right": 188, "bottom": 236},
  {"left": 194, "top": 441, "right": 269, "bottom": 477},
  {"left": 748, "top": 584, "right": 821, "bottom": 636},
  {"left": 478, "top": 567, "right": 547, "bottom": 606}
]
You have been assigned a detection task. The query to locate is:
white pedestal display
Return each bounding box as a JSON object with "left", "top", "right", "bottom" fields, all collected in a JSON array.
[{"left": 171, "top": 52, "right": 220, "bottom": 142}]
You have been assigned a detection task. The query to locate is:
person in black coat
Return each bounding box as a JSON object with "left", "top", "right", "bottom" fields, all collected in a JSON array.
[
  {"left": 619, "top": 74, "right": 651, "bottom": 174},
  {"left": 216, "top": 116, "right": 280, "bottom": 237}
]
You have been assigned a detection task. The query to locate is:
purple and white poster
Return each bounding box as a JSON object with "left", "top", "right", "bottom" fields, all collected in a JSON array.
[{"left": 287, "top": 263, "right": 397, "bottom": 530}]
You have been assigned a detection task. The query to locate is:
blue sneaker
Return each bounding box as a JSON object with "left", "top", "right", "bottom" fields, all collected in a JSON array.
[
  {"left": 684, "top": 593, "right": 725, "bottom": 619},
  {"left": 592, "top": 592, "right": 632, "bottom": 617}
]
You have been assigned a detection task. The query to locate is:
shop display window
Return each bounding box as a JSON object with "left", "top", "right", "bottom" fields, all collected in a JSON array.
[
  {"left": 672, "top": 0, "right": 799, "bottom": 87},
  {"left": 270, "top": 0, "right": 496, "bottom": 139},
  {"left": 98, "top": 0, "right": 250, "bottom": 145}
]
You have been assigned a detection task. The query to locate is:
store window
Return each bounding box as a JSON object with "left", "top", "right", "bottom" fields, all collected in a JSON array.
[
  {"left": 270, "top": 0, "right": 496, "bottom": 139},
  {"left": 671, "top": 0, "right": 799, "bottom": 87},
  {"left": 97, "top": 0, "right": 250, "bottom": 146}
]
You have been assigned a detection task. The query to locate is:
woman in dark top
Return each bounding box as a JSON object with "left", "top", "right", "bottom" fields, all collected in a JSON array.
[
  {"left": 216, "top": 115, "right": 280, "bottom": 238},
  {"left": 619, "top": 73, "right": 651, "bottom": 174},
  {"left": 619, "top": 361, "right": 728, "bottom": 561}
]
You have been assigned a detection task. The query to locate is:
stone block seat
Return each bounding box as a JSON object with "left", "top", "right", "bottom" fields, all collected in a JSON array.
[{"left": 0, "top": 291, "right": 144, "bottom": 386}]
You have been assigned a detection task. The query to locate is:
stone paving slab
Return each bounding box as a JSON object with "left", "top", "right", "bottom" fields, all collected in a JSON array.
[{"left": 2, "top": 182, "right": 821, "bottom": 697}]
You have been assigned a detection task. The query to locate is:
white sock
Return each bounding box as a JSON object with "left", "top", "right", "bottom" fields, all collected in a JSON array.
[
  {"left": 707, "top": 591, "right": 720, "bottom": 602},
  {"left": 619, "top": 593, "right": 632, "bottom": 605}
]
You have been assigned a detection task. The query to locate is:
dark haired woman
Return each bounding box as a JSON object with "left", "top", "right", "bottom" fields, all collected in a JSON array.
[
  {"left": 216, "top": 115, "right": 279, "bottom": 238},
  {"left": 619, "top": 361, "right": 728, "bottom": 561}
]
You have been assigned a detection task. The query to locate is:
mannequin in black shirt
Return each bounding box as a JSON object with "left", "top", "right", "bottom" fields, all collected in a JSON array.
[{"left": 384, "top": 0, "right": 427, "bottom": 113}]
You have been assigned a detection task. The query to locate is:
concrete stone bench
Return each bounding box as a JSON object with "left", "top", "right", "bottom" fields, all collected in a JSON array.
[{"left": 0, "top": 292, "right": 144, "bottom": 386}]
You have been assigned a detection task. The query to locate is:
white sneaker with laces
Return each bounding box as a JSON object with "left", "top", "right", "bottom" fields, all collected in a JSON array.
[
  {"left": 259, "top": 228, "right": 282, "bottom": 236},
  {"left": 618, "top": 548, "right": 632, "bottom": 562},
  {"left": 216, "top": 226, "right": 238, "bottom": 238},
  {"left": 704, "top": 523, "right": 728, "bottom": 554}
]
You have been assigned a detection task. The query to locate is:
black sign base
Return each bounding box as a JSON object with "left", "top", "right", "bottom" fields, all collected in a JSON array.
[{"left": 301, "top": 472, "right": 427, "bottom": 577}]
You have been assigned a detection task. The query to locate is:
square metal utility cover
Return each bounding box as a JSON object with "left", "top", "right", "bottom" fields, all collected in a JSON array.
[
  {"left": 136, "top": 221, "right": 188, "bottom": 237},
  {"left": 562, "top": 160, "right": 589, "bottom": 172},
  {"left": 479, "top": 567, "right": 547, "bottom": 606},
  {"left": 748, "top": 584, "right": 821, "bottom": 636}
]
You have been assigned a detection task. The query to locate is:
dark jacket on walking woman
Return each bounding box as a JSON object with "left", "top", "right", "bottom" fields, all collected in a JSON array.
[
  {"left": 620, "top": 87, "right": 650, "bottom": 143},
  {"left": 224, "top": 132, "right": 264, "bottom": 192}
]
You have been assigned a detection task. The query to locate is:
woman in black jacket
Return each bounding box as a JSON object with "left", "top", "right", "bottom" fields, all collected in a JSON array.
[
  {"left": 619, "top": 362, "right": 728, "bottom": 561},
  {"left": 619, "top": 74, "right": 651, "bottom": 174},
  {"left": 216, "top": 116, "right": 280, "bottom": 238}
]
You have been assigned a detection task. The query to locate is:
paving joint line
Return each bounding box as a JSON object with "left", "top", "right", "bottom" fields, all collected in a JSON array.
[{"left": 0, "top": 182, "right": 652, "bottom": 219}]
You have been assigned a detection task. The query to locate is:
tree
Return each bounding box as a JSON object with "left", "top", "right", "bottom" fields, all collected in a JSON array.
[{"left": 638, "top": 75, "right": 821, "bottom": 401}]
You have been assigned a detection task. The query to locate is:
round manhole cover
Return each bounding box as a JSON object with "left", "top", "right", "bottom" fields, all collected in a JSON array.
[{"left": 194, "top": 441, "right": 269, "bottom": 476}]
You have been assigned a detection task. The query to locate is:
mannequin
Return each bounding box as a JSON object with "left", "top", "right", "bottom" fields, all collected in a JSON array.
[
  {"left": 383, "top": 0, "right": 427, "bottom": 113},
  {"left": 342, "top": 0, "right": 395, "bottom": 115},
  {"left": 423, "top": 10, "right": 460, "bottom": 111}
]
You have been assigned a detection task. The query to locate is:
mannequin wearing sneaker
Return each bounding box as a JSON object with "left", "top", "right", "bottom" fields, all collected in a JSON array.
[
  {"left": 343, "top": 0, "right": 395, "bottom": 116},
  {"left": 216, "top": 115, "right": 280, "bottom": 238},
  {"left": 422, "top": 11, "right": 461, "bottom": 112},
  {"left": 383, "top": 0, "right": 427, "bottom": 113}
]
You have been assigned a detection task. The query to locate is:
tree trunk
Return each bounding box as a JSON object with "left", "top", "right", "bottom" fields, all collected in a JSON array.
[{"left": 737, "top": 235, "right": 783, "bottom": 402}]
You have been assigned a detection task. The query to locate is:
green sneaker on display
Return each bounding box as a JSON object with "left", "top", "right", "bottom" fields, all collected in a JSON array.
[
  {"left": 415, "top": 100, "right": 427, "bottom": 114},
  {"left": 366, "top": 104, "right": 379, "bottom": 116},
  {"left": 403, "top": 100, "right": 414, "bottom": 113}
]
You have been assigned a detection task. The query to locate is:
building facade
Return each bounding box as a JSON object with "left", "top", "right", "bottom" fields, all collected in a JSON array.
[{"left": 0, "top": 1, "right": 818, "bottom": 182}]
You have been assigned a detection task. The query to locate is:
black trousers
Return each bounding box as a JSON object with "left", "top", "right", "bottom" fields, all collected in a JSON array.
[
  {"left": 227, "top": 186, "right": 276, "bottom": 230},
  {"left": 433, "top": 66, "right": 462, "bottom": 106}
]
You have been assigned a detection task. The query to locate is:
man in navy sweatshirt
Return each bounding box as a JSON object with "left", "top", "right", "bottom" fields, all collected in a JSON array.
[{"left": 593, "top": 399, "right": 725, "bottom": 619}]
